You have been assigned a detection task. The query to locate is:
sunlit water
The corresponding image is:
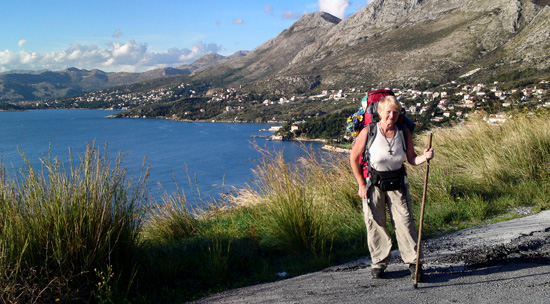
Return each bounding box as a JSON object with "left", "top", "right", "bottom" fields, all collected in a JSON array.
[{"left": 0, "top": 109, "right": 324, "bottom": 206}]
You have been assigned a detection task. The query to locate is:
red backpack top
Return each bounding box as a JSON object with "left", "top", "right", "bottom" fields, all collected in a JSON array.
[{"left": 361, "top": 89, "right": 396, "bottom": 125}]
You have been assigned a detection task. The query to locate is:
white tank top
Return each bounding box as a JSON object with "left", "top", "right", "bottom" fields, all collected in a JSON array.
[{"left": 369, "top": 124, "right": 406, "bottom": 171}]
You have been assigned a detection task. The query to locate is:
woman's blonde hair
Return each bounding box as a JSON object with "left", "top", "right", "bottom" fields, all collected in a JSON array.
[{"left": 377, "top": 95, "right": 402, "bottom": 115}]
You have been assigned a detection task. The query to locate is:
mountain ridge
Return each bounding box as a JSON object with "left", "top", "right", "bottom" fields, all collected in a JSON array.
[
  {"left": 0, "top": 51, "right": 246, "bottom": 102},
  {"left": 277, "top": 0, "right": 549, "bottom": 88}
]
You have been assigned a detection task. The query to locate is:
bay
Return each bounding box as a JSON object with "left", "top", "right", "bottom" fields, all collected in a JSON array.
[{"left": 0, "top": 109, "right": 324, "bottom": 206}]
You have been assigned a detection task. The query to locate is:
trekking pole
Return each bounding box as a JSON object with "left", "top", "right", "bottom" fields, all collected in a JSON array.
[{"left": 414, "top": 132, "right": 432, "bottom": 289}]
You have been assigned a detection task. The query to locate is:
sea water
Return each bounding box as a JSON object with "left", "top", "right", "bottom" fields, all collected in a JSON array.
[{"left": 0, "top": 109, "right": 324, "bottom": 206}]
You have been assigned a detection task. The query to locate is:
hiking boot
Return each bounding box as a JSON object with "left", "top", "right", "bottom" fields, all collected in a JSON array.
[
  {"left": 371, "top": 268, "right": 385, "bottom": 279},
  {"left": 409, "top": 264, "right": 424, "bottom": 282}
]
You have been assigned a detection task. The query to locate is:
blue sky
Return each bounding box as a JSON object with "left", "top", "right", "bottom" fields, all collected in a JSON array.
[{"left": 0, "top": 0, "right": 371, "bottom": 73}]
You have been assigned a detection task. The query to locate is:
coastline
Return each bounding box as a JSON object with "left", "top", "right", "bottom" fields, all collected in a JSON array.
[
  {"left": 321, "top": 145, "right": 349, "bottom": 153},
  {"left": 12, "top": 110, "right": 347, "bottom": 155},
  {"left": 105, "top": 113, "right": 340, "bottom": 147},
  {"left": 105, "top": 112, "right": 285, "bottom": 125},
  {"left": 103, "top": 112, "right": 351, "bottom": 153},
  {"left": 267, "top": 135, "right": 327, "bottom": 143}
]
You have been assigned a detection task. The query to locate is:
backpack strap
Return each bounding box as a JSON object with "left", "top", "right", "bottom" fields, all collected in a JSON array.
[
  {"left": 364, "top": 123, "right": 377, "bottom": 175},
  {"left": 395, "top": 123, "right": 409, "bottom": 186},
  {"left": 366, "top": 123, "right": 377, "bottom": 152},
  {"left": 396, "top": 123, "right": 408, "bottom": 153}
]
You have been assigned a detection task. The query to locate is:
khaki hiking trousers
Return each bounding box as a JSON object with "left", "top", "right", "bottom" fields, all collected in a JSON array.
[{"left": 362, "top": 181, "right": 421, "bottom": 269}]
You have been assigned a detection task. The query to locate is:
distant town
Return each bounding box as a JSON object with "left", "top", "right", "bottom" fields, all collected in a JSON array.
[{"left": 42, "top": 77, "right": 550, "bottom": 139}]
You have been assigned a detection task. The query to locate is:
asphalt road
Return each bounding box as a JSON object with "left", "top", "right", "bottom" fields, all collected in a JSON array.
[{"left": 191, "top": 210, "right": 550, "bottom": 304}]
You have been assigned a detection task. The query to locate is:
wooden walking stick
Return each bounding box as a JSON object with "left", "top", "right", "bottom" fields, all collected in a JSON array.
[{"left": 414, "top": 132, "right": 432, "bottom": 289}]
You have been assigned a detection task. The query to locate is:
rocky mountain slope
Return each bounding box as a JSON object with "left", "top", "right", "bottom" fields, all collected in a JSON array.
[
  {"left": 180, "top": 51, "right": 248, "bottom": 74},
  {"left": 192, "top": 12, "right": 341, "bottom": 91},
  {"left": 195, "top": 0, "right": 550, "bottom": 91},
  {"left": 0, "top": 68, "right": 169, "bottom": 102}
]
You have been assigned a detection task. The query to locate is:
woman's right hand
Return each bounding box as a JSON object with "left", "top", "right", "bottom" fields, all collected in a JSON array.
[{"left": 358, "top": 184, "right": 368, "bottom": 199}]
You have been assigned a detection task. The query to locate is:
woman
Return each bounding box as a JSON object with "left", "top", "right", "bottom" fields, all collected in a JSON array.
[{"left": 349, "top": 95, "right": 434, "bottom": 280}]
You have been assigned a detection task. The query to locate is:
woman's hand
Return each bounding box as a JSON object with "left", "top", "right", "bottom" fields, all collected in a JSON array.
[
  {"left": 358, "top": 183, "right": 368, "bottom": 199},
  {"left": 424, "top": 148, "right": 434, "bottom": 161}
]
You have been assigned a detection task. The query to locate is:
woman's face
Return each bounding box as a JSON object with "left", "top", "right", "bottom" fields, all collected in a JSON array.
[{"left": 380, "top": 105, "right": 400, "bottom": 126}]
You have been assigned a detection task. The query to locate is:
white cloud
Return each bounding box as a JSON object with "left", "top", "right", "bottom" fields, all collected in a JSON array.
[
  {"left": 282, "top": 11, "right": 302, "bottom": 20},
  {"left": 0, "top": 40, "right": 223, "bottom": 73},
  {"left": 0, "top": 50, "right": 19, "bottom": 66},
  {"left": 147, "top": 42, "right": 221, "bottom": 65},
  {"left": 319, "top": 0, "right": 349, "bottom": 19},
  {"left": 264, "top": 5, "right": 273, "bottom": 14},
  {"left": 110, "top": 40, "right": 148, "bottom": 64},
  {"left": 18, "top": 40, "right": 27, "bottom": 48},
  {"left": 20, "top": 51, "right": 42, "bottom": 64},
  {"left": 233, "top": 18, "right": 244, "bottom": 25}
]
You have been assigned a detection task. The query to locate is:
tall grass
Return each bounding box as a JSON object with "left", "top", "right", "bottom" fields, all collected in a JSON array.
[
  {"left": 406, "top": 111, "right": 550, "bottom": 231},
  {"left": 142, "top": 187, "right": 199, "bottom": 242},
  {"left": 0, "top": 145, "right": 146, "bottom": 303},
  {"left": 239, "top": 145, "right": 364, "bottom": 265},
  {"left": 132, "top": 145, "right": 367, "bottom": 302}
]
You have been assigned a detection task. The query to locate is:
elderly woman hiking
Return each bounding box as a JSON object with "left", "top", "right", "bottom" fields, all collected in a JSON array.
[{"left": 350, "top": 95, "right": 434, "bottom": 281}]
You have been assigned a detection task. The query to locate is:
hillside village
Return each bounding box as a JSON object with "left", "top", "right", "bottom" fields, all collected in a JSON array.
[
  {"left": 390, "top": 80, "right": 550, "bottom": 123},
  {"left": 48, "top": 83, "right": 193, "bottom": 110},
  {"left": 47, "top": 77, "right": 550, "bottom": 136},
  {"left": 255, "top": 80, "right": 550, "bottom": 127}
]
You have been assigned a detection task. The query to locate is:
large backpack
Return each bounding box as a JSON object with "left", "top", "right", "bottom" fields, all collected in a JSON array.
[
  {"left": 361, "top": 89, "right": 395, "bottom": 126},
  {"left": 359, "top": 89, "right": 416, "bottom": 178}
]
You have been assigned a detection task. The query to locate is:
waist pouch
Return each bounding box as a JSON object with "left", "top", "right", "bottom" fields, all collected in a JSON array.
[{"left": 371, "top": 166, "right": 405, "bottom": 191}]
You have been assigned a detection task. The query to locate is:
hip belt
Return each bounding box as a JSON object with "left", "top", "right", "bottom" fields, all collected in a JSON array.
[{"left": 370, "top": 165, "right": 405, "bottom": 192}]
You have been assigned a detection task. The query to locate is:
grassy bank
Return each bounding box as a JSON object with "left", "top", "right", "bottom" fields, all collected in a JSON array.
[
  {"left": 1, "top": 111, "right": 550, "bottom": 303},
  {"left": 0, "top": 145, "right": 146, "bottom": 303},
  {"left": 407, "top": 111, "right": 550, "bottom": 229}
]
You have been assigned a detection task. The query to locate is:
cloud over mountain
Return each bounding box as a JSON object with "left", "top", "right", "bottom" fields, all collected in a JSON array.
[
  {"left": 319, "top": 0, "right": 350, "bottom": 19},
  {"left": 0, "top": 40, "right": 222, "bottom": 73}
]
